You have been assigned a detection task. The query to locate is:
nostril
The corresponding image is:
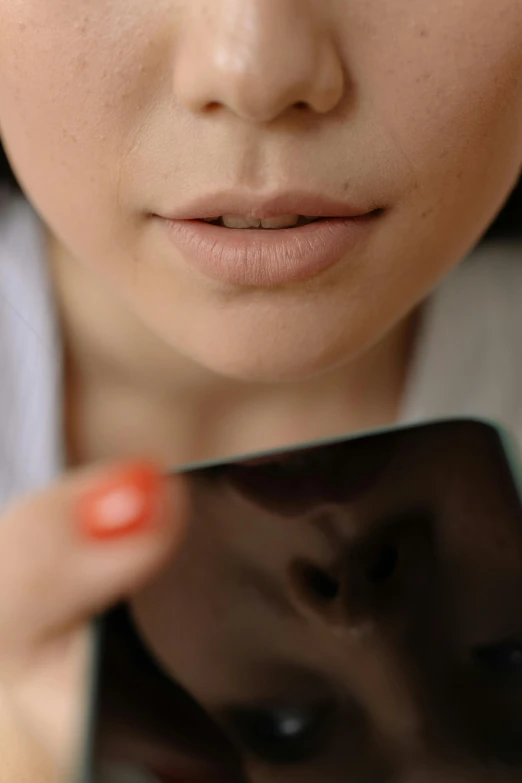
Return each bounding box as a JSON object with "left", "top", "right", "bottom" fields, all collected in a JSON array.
[
  {"left": 295, "top": 562, "right": 340, "bottom": 601},
  {"left": 366, "top": 544, "right": 398, "bottom": 584}
]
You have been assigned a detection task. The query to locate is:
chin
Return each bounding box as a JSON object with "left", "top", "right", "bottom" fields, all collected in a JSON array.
[
  {"left": 147, "top": 291, "right": 388, "bottom": 384},
  {"left": 183, "top": 336, "right": 357, "bottom": 384},
  {"left": 206, "top": 360, "right": 336, "bottom": 385}
]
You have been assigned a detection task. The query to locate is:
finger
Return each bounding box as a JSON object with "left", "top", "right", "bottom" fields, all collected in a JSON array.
[{"left": 0, "top": 460, "right": 187, "bottom": 660}]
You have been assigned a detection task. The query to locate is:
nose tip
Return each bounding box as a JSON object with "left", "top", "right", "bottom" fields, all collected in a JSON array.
[
  {"left": 172, "top": 5, "right": 345, "bottom": 123},
  {"left": 288, "top": 507, "right": 437, "bottom": 634},
  {"left": 220, "top": 42, "right": 344, "bottom": 123},
  {"left": 288, "top": 558, "right": 379, "bottom": 634}
]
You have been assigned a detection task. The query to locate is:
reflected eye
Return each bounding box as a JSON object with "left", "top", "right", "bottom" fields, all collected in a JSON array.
[
  {"left": 224, "top": 702, "right": 333, "bottom": 764},
  {"left": 472, "top": 639, "right": 522, "bottom": 681}
]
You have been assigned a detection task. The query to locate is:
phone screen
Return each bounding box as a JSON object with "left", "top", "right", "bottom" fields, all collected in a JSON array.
[{"left": 78, "top": 418, "right": 522, "bottom": 783}]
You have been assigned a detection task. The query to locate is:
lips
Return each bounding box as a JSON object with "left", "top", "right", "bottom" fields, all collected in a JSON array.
[
  {"left": 154, "top": 189, "right": 384, "bottom": 287},
  {"left": 149, "top": 766, "right": 237, "bottom": 783},
  {"left": 159, "top": 190, "right": 379, "bottom": 222},
  {"left": 148, "top": 769, "right": 207, "bottom": 783}
]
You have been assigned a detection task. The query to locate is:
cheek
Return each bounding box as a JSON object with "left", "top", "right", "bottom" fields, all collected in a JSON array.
[
  {"left": 0, "top": 1, "right": 169, "bottom": 234},
  {"left": 363, "top": 2, "right": 522, "bottom": 200}
]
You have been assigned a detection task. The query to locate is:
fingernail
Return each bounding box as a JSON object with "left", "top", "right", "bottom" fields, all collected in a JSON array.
[{"left": 77, "top": 462, "right": 165, "bottom": 541}]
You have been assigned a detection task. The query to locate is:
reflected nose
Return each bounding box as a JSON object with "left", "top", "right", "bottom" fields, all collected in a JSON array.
[
  {"left": 288, "top": 507, "right": 437, "bottom": 633},
  {"left": 172, "top": 0, "right": 345, "bottom": 122}
]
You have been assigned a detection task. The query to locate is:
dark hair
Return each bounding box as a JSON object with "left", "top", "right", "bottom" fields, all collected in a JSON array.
[
  {"left": 484, "top": 176, "right": 522, "bottom": 240},
  {"left": 0, "top": 140, "right": 520, "bottom": 240},
  {"left": 0, "top": 143, "right": 16, "bottom": 191}
]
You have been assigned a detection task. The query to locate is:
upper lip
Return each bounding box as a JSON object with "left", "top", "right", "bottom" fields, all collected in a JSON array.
[{"left": 158, "top": 190, "right": 379, "bottom": 221}]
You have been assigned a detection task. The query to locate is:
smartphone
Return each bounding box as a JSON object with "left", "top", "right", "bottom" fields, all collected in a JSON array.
[{"left": 76, "top": 417, "right": 522, "bottom": 783}]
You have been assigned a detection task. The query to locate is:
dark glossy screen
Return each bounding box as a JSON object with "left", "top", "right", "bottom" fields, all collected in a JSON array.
[{"left": 84, "top": 419, "right": 522, "bottom": 783}]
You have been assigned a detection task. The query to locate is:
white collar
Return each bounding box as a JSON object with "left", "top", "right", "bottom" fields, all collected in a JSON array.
[
  {"left": 401, "top": 241, "right": 522, "bottom": 445},
  {"left": 0, "top": 192, "right": 65, "bottom": 509}
]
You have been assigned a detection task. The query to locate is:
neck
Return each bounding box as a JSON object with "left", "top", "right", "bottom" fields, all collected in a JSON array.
[{"left": 48, "top": 233, "right": 418, "bottom": 468}]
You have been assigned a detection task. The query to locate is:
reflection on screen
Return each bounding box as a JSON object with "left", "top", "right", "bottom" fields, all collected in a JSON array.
[{"left": 85, "top": 419, "right": 522, "bottom": 783}]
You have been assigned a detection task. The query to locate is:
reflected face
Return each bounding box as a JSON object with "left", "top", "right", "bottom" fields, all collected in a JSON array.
[
  {"left": 0, "top": 2, "right": 521, "bottom": 380},
  {"left": 131, "top": 423, "right": 522, "bottom": 781}
]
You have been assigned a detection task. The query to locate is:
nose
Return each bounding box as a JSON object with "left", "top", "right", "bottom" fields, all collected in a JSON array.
[
  {"left": 287, "top": 507, "right": 437, "bottom": 634},
  {"left": 172, "top": 0, "right": 345, "bottom": 123}
]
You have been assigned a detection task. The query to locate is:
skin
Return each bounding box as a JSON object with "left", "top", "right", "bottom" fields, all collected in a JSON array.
[{"left": 0, "top": 0, "right": 521, "bottom": 465}]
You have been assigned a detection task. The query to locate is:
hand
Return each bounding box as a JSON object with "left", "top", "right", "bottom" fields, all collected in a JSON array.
[{"left": 0, "top": 460, "right": 187, "bottom": 782}]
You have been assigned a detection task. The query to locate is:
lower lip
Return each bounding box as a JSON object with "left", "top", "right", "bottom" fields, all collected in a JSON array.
[
  {"left": 158, "top": 213, "right": 381, "bottom": 287},
  {"left": 150, "top": 768, "right": 228, "bottom": 783}
]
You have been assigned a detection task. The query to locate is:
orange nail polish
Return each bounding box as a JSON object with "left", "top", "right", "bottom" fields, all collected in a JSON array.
[{"left": 77, "top": 462, "right": 164, "bottom": 540}]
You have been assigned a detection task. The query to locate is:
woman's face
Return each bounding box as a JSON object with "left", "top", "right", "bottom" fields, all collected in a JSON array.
[{"left": 0, "top": 0, "right": 521, "bottom": 381}]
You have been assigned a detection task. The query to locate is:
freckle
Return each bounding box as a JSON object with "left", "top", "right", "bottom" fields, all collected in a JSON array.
[{"left": 419, "top": 27, "right": 429, "bottom": 38}]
